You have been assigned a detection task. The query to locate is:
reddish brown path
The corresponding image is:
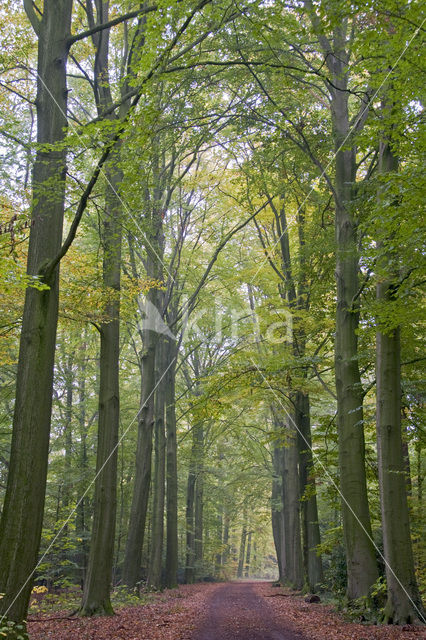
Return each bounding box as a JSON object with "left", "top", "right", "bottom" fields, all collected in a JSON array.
[{"left": 191, "top": 581, "right": 309, "bottom": 640}]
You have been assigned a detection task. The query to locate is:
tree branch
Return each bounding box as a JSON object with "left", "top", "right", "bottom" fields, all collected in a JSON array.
[
  {"left": 23, "top": 0, "right": 41, "bottom": 35},
  {"left": 44, "top": 0, "right": 214, "bottom": 277},
  {"left": 67, "top": 5, "right": 157, "bottom": 47},
  {"left": 173, "top": 198, "right": 274, "bottom": 328}
]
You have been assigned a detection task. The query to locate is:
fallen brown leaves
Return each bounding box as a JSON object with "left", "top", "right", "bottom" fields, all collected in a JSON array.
[
  {"left": 28, "top": 583, "right": 215, "bottom": 640},
  {"left": 258, "top": 582, "right": 425, "bottom": 640},
  {"left": 27, "top": 582, "right": 425, "bottom": 640}
]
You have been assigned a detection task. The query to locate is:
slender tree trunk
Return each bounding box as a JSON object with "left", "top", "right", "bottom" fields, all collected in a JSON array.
[
  {"left": 273, "top": 196, "right": 318, "bottom": 591},
  {"left": 222, "top": 509, "right": 230, "bottom": 568},
  {"left": 0, "top": 0, "right": 72, "bottom": 627},
  {"left": 303, "top": 5, "right": 378, "bottom": 599},
  {"left": 194, "top": 424, "right": 204, "bottom": 579},
  {"left": 215, "top": 504, "right": 223, "bottom": 574},
  {"left": 185, "top": 455, "right": 196, "bottom": 584},
  {"left": 401, "top": 424, "right": 412, "bottom": 498},
  {"left": 237, "top": 522, "right": 247, "bottom": 579},
  {"left": 114, "top": 419, "right": 126, "bottom": 585},
  {"left": 333, "top": 123, "right": 378, "bottom": 599},
  {"left": 295, "top": 391, "right": 323, "bottom": 592},
  {"left": 244, "top": 532, "right": 252, "bottom": 578},
  {"left": 376, "top": 137, "right": 424, "bottom": 624},
  {"left": 165, "top": 338, "right": 178, "bottom": 588},
  {"left": 80, "top": 163, "right": 122, "bottom": 616},
  {"left": 122, "top": 287, "right": 158, "bottom": 589},
  {"left": 78, "top": 1, "right": 125, "bottom": 610},
  {"left": 271, "top": 445, "right": 285, "bottom": 583},
  {"left": 63, "top": 353, "right": 74, "bottom": 529},
  {"left": 377, "top": 323, "right": 424, "bottom": 623},
  {"left": 282, "top": 426, "right": 303, "bottom": 590},
  {"left": 122, "top": 147, "right": 164, "bottom": 587},
  {"left": 147, "top": 340, "right": 166, "bottom": 589},
  {"left": 76, "top": 344, "right": 89, "bottom": 588}
]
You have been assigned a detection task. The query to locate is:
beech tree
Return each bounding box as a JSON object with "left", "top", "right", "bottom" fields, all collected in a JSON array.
[
  {"left": 0, "top": 0, "right": 425, "bottom": 633},
  {"left": 0, "top": 0, "right": 73, "bottom": 626}
]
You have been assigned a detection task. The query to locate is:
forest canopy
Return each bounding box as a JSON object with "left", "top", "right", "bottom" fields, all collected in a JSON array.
[{"left": 0, "top": 0, "right": 425, "bottom": 638}]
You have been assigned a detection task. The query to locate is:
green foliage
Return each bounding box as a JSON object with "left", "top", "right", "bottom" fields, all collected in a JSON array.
[
  {"left": 0, "top": 0, "right": 425, "bottom": 626},
  {"left": 0, "top": 617, "right": 28, "bottom": 640}
]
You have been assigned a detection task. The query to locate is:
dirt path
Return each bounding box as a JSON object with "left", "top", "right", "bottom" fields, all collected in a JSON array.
[
  {"left": 27, "top": 581, "right": 424, "bottom": 640},
  {"left": 191, "top": 581, "right": 308, "bottom": 640}
]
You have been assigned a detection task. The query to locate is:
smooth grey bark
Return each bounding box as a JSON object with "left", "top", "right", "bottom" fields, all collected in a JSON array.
[
  {"left": 122, "top": 125, "right": 165, "bottom": 589},
  {"left": 80, "top": 163, "right": 122, "bottom": 616},
  {"left": 271, "top": 445, "right": 286, "bottom": 583},
  {"left": 165, "top": 337, "right": 178, "bottom": 588},
  {"left": 58, "top": 351, "right": 74, "bottom": 585},
  {"left": 0, "top": 0, "right": 72, "bottom": 626},
  {"left": 294, "top": 208, "right": 323, "bottom": 592},
  {"left": 257, "top": 192, "right": 322, "bottom": 591},
  {"left": 79, "top": 0, "right": 123, "bottom": 614},
  {"left": 62, "top": 352, "right": 74, "bottom": 531},
  {"left": 76, "top": 344, "right": 90, "bottom": 587},
  {"left": 296, "top": 391, "right": 323, "bottom": 592},
  {"left": 147, "top": 340, "right": 166, "bottom": 589},
  {"left": 282, "top": 426, "right": 304, "bottom": 589},
  {"left": 221, "top": 509, "right": 230, "bottom": 568},
  {"left": 376, "top": 137, "right": 424, "bottom": 624},
  {"left": 332, "top": 91, "right": 378, "bottom": 600},
  {"left": 184, "top": 368, "right": 204, "bottom": 584},
  {"left": 194, "top": 423, "right": 204, "bottom": 579},
  {"left": 184, "top": 451, "right": 196, "bottom": 584},
  {"left": 215, "top": 503, "right": 224, "bottom": 573},
  {"left": 275, "top": 198, "right": 323, "bottom": 591},
  {"left": 304, "top": 3, "right": 378, "bottom": 598},
  {"left": 377, "top": 321, "right": 424, "bottom": 623},
  {"left": 122, "top": 285, "right": 158, "bottom": 589},
  {"left": 244, "top": 531, "right": 252, "bottom": 578},
  {"left": 237, "top": 521, "right": 247, "bottom": 579}
]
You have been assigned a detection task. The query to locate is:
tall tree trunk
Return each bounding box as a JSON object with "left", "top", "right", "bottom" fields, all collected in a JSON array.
[
  {"left": 122, "top": 285, "right": 158, "bottom": 589},
  {"left": 333, "top": 94, "right": 378, "bottom": 599},
  {"left": 76, "top": 342, "right": 89, "bottom": 588},
  {"left": 122, "top": 135, "right": 164, "bottom": 588},
  {"left": 185, "top": 454, "right": 196, "bottom": 584},
  {"left": 80, "top": 163, "right": 122, "bottom": 616},
  {"left": 282, "top": 426, "right": 303, "bottom": 589},
  {"left": 194, "top": 424, "right": 204, "bottom": 579},
  {"left": 237, "top": 521, "right": 247, "bottom": 579},
  {"left": 271, "top": 445, "right": 285, "bottom": 584},
  {"left": 304, "top": 4, "right": 378, "bottom": 599},
  {"left": 114, "top": 419, "right": 127, "bottom": 585},
  {"left": 271, "top": 404, "right": 302, "bottom": 589},
  {"left": 147, "top": 340, "right": 166, "bottom": 589},
  {"left": 245, "top": 532, "right": 252, "bottom": 578},
  {"left": 294, "top": 208, "right": 323, "bottom": 592},
  {"left": 63, "top": 352, "right": 74, "bottom": 533},
  {"left": 273, "top": 195, "right": 320, "bottom": 591},
  {"left": 79, "top": 0, "right": 123, "bottom": 612},
  {"left": 221, "top": 509, "right": 230, "bottom": 568},
  {"left": 0, "top": 0, "right": 72, "bottom": 627},
  {"left": 296, "top": 391, "right": 323, "bottom": 592},
  {"left": 376, "top": 136, "right": 424, "bottom": 624},
  {"left": 215, "top": 503, "right": 223, "bottom": 574},
  {"left": 165, "top": 338, "right": 178, "bottom": 588}
]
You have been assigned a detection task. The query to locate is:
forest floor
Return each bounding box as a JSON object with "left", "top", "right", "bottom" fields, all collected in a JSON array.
[{"left": 27, "top": 581, "right": 425, "bottom": 640}]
